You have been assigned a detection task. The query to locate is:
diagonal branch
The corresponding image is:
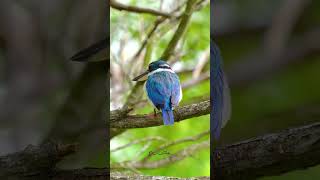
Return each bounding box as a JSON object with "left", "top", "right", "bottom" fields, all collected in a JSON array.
[
  {"left": 141, "top": 130, "right": 209, "bottom": 162},
  {"left": 110, "top": 0, "right": 172, "bottom": 18},
  {"left": 160, "top": 0, "right": 197, "bottom": 60},
  {"left": 213, "top": 122, "right": 320, "bottom": 179},
  {"left": 110, "top": 100, "right": 210, "bottom": 129},
  {"left": 0, "top": 142, "right": 77, "bottom": 178},
  {"left": 129, "top": 2, "right": 186, "bottom": 64},
  {"left": 111, "top": 137, "right": 166, "bottom": 152}
]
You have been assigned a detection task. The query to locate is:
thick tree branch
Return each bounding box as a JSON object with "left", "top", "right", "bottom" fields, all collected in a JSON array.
[
  {"left": 213, "top": 122, "right": 320, "bottom": 179},
  {"left": 110, "top": 100, "right": 210, "bottom": 129},
  {"left": 49, "top": 168, "right": 109, "bottom": 180},
  {"left": 0, "top": 142, "right": 77, "bottom": 178},
  {"left": 110, "top": 0, "right": 172, "bottom": 18}
]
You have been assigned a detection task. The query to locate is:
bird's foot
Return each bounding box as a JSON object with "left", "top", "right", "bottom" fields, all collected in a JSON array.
[{"left": 153, "top": 109, "right": 157, "bottom": 117}]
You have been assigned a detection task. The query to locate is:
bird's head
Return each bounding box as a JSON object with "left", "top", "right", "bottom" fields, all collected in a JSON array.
[{"left": 133, "top": 60, "right": 171, "bottom": 81}]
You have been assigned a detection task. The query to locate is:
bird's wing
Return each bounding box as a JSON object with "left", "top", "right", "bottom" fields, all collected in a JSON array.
[
  {"left": 170, "top": 73, "right": 182, "bottom": 107},
  {"left": 211, "top": 40, "right": 231, "bottom": 140},
  {"left": 145, "top": 72, "right": 175, "bottom": 109}
]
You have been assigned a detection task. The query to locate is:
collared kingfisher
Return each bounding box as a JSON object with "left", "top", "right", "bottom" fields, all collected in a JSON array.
[
  {"left": 133, "top": 60, "right": 182, "bottom": 125},
  {"left": 211, "top": 40, "right": 231, "bottom": 140}
]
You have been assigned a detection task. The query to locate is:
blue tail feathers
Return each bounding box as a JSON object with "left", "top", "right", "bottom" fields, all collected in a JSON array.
[{"left": 161, "top": 109, "right": 174, "bottom": 125}]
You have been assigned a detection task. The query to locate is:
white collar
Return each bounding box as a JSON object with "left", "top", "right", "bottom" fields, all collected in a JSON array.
[{"left": 148, "top": 68, "right": 175, "bottom": 76}]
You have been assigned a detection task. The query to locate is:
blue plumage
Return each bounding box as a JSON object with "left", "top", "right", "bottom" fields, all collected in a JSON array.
[
  {"left": 133, "top": 60, "right": 182, "bottom": 125},
  {"left": 211, "top": 40, "right": 231, "bottom": 140},
  {"left": 146, "top": 70, "right": 181, "bottom": 125}
]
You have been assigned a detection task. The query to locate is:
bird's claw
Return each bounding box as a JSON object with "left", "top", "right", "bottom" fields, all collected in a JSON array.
[{"left": 153, "top": 109, "right": 157, "bottom": 117}]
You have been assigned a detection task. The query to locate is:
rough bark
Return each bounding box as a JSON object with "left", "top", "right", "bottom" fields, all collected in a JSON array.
[
  {"left": 213, "top": 122, "right": 320, "bottom": 179},
  {"left": 0, "top": 142, "right": 77, "bottom": 178},
  {"left": 110, "top": 100, "right": 210, "bottom": 128}
]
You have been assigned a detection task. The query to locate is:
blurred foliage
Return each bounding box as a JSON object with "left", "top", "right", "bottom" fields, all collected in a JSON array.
[
  {"left": 110, "top": 0, "right": 210, "bottom": 177},
  {"left": 214, "top": 0, "right": 320, "bottom": 179}
]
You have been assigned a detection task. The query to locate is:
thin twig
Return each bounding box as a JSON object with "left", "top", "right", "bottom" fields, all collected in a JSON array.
[
  {"left": 141, "top": 130, "right": 209, "bottom": 162},
  {"left": 112, "top": 140, "right": 209, "bottom": 169},
  {"left": 182, "top": 72, "right": 209, "bottom": 89},
  {"left": 192, "top": 48, "right": 210, "bottom": 79},
  {"left": 111, "top": 137, "right": 166, "bottom": 152}
]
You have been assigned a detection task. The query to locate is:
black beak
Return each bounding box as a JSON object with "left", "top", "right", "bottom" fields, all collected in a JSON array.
[{"left": 133, "top": 70, "right": 149, "bottom": 81}]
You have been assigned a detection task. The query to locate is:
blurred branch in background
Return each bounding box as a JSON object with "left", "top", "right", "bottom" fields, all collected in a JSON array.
[
  {"left": 111, "top": 130, "right": 209, "bottom": 170},
  {"left": 264, "top": 0, "right": 311, "bottom": 56},
  {"left": 159, "top": 0, "right": 197, "bottom": 60},
  {"left": 44, "top": 61, "right": 108, "bottom": 143},
  {"left": 121, "top": 0, "right": 198, "bottom": 110},
  {"left": 140, "top": 130, "right": 209, "bottom": 162},
  {"left": 227, "top": 28, "right": 320, "bottom": 88},
  {"left": 110, "top": 136, "right": 166, "bottom": 153},
  {"left": 112, "top": 141, "right": 209, "bottom": 170},
  {"left": 110, "top": 0, "right": 172, "bottom": 18},
  {"left": 213, "top": 122, "right": 320, "bottom": 180}
]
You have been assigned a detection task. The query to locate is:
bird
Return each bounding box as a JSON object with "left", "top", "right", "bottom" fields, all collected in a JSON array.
[
  {"left": 211, "top": 40, "right": 231, "bottom": 140},
  {"left": 70, "top": 37, "right": 109, "bottom": 62},
  {"left": 133, "top": 60, "right": 182, "bottom": 125}
]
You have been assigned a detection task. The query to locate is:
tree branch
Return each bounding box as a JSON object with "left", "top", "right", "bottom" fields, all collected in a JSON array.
[
  {"left": 110, "top": 0, "right": 172, "bottom": 18},
  {"left": 141, "top": 130, "right": 209, "bottom": 162},
  {"left": 111, "top": 137, "right": 166, "bottom": 152},
  {"left": 110, "top": 100, "right": 210, "bottom": 129},
  {"left": 213, "top": 122, "right": 320, "bottom": 179},
  {"left": 49, "top": 168, "right": 109, "bottom": 180},
  {"left": 0, "top": 142, "right": 77, "bottom": 178},
  {"left": 160, "top": 0, "right": 197, "bottom": 60},
  {"left": 110, "top": 172, "right": 209, "bottom": 180},
  {"left": 112, "top": 140, "right": 209, "bottom": 169},
  {"left": 227, "top": 28, "right": 320, "bottom": 88}
]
